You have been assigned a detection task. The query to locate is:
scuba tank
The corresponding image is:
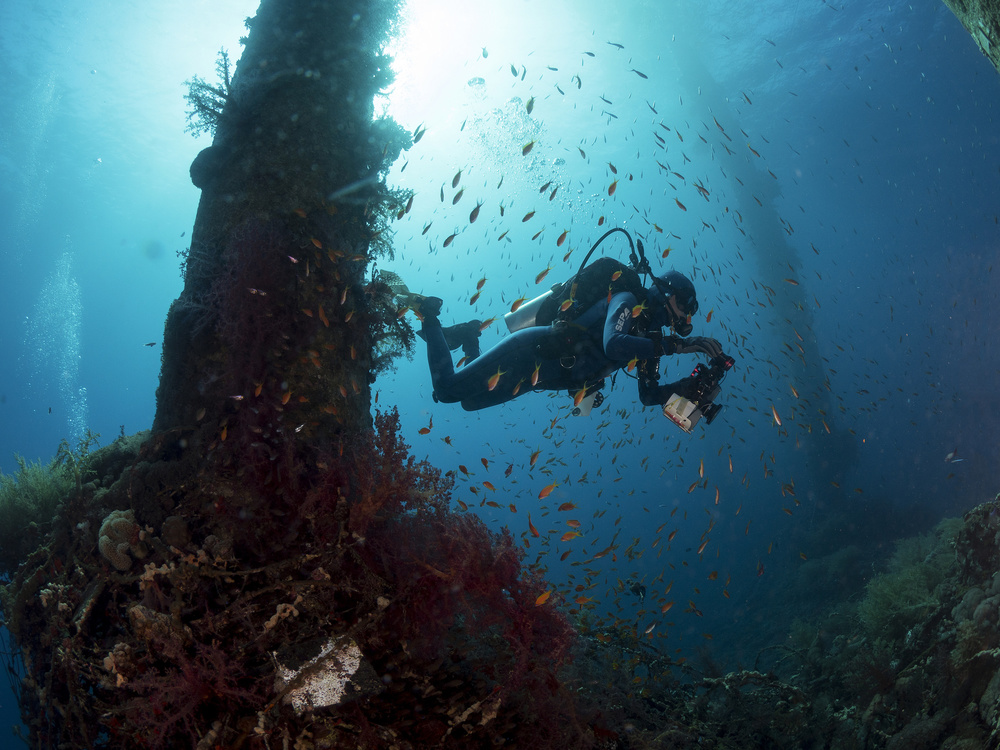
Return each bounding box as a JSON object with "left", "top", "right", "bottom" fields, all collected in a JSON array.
[{"left": 504, "top": 290, "right": 553, "bottom": 333}]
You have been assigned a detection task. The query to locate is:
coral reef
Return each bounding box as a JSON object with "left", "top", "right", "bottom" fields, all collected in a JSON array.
[
  {"left": 183, "top": 48, "right": 232, "bottom": 137},
  {"left": 1, "top": 411, "right": 592, "bottom": 748},
  {"left": 97, "top": 509, "right": 145, "bottom": 571},
  {"left": 0, "top": 456, "right": 71, "bottom": 577},
  {"left": 747, "top": 501, "right": 1000, "bottom": 748},
  {"left": 0, "top": 430, "right": 143, "bottom": 577}
]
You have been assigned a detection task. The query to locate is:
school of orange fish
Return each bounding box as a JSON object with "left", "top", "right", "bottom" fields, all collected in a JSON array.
[{"left": 374, "top": 32, "right": 927, "bottom": 660}]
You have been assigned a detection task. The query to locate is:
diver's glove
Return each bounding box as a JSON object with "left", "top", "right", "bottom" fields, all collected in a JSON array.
[{"left": 671, "top": 335, "right": 724, "bottom": 359}]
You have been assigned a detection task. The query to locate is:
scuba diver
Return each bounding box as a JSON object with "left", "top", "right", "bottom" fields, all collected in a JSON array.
[{"left": 396, "top": 228, "right": 735, "bottom": 430}]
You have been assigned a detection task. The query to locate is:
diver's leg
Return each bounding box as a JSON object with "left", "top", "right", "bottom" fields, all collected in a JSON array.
[
  {"left": 423, "top": 327, "right": 540, "bottom": 410},
  {"left": 421, "top": 315, "right": 462, "bottom": 403},
  {"left": 456, "top": 328, "right": 552, "bottom": 410}
]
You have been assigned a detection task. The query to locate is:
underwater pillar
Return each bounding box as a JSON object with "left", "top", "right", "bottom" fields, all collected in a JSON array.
[
  {"left": 154, "top": 0, "right": 407, "bottom": 473},
  {"left": 942, "top": 0, "right": 1000, "bottom": 75}
]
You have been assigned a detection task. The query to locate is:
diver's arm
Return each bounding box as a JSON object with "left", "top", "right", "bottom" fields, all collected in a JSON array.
[
  {"left": 637, "top": 358, "right": 670, "bottom": 406},
  {"left": 636, "top": 358, "right": 698, "bottom": 407},
  {"left": 603, "top": 292, "right": 658, "bottom": 361}
]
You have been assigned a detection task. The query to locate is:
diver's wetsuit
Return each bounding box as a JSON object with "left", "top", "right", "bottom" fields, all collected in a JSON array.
[{"left": 424, "top": 290, "right": 679, "bottom": 411}]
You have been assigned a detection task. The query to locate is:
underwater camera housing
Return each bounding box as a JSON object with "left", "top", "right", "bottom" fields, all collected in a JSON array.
[{"left": 662, "top": 354, "right": 735, "bottom": 433}]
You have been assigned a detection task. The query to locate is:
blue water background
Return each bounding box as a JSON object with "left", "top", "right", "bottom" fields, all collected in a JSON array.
[{"left": 1, "top": 0, "right": 998, "bottom": 732}]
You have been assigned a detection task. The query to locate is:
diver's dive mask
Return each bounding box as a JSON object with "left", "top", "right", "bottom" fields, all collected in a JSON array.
[
  {"left": 650, "top": 270, "right": 698, "bottom": 337},
  {"left": 667, "top": 294, "right": 694, "bottom": 336}
]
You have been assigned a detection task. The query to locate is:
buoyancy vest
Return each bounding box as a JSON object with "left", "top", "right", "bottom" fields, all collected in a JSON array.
[{"left": 534, "top": 257, "right": 647, "bottom": 328}]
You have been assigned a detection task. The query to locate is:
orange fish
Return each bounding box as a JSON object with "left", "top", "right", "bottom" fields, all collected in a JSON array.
[
  {"left": 535, "top": 265, "right": 553, "bottom": 284},
  {"left": 530, "top": 361, "right": 542, "bottom": 386},
  {"left": 510, "top": 296, "right": 528, "bottom": 312},
  {"left": 310, "top": 237, "right": 322, "bottom": 248},
  {"left": 483, "top": 481, "right": 496, "bottom": 491},
  {"left": 480, "top": 457, "right": 489, "bottom": 469},
  {"left": 487, "top": 367, "right": 506, "bottom": 391},
  {"left": 705, "top": 308, "right": 714, "bottom": 323},
  {"left": 573, "top": 387, "right": 587, "bottom": 407},
  {"left": 631, "top": 301, "right": 648, "bottom": 318},
  {"left": 559, "top": 298, "right": 573, "bottom": 312},
  {"left": 566, "top": 520, "right": 581, "bottom": 528},
  {"left": 661, "top": 246, "right": 672, "bottom": 259},
  {"left": 611, "top": 270, "right": 622, "bottom": 281},
  {"left": 771, "top": 404, "right": 782, "bottom": 426},
  {"left": 538, "top": 482, "right": 559, "bottom": 499},
  {"left": 534, "top": 590, "right": 551, "bottom": 606},
  {"left": 608, "top": 178, "right": 619, "bottom": 196},
  {"left": 530, "top": 449, "right": 541, "bottom": 467},
  {"left": 560, "top": 531, "right": 582, "bottom": 542},
  {"left": 661, "top": 600, "right": 674, "bottom": 613},
  {"left": 626, "top": 356, "right": 638, "bottom": 372},
  {"left": 528, "top": 513, "right": 540, "bottom": 537},
  {"left": 558, "top": 502, "right": 576, "bottom": 511}
]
